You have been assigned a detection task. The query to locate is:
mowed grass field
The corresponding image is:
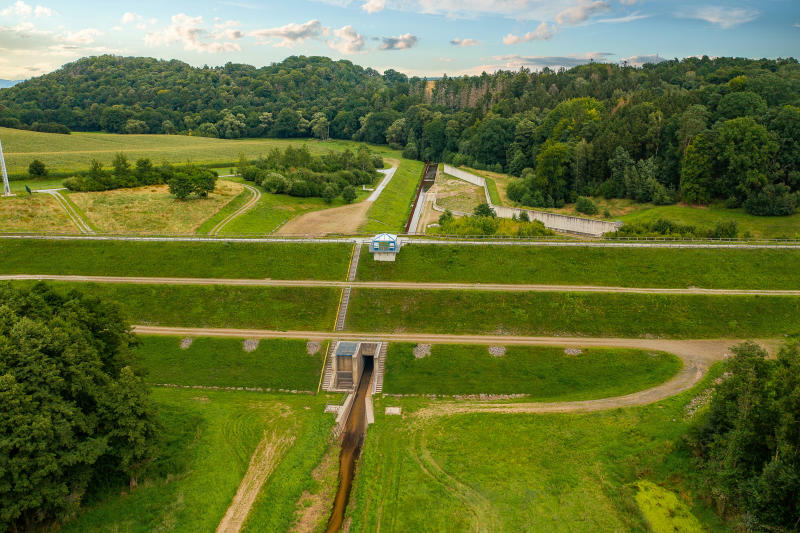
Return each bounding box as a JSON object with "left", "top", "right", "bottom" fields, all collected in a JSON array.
[
  {"left": 347, "top": 367, "right": 730, "bottom": 532},
  {"left": 0, "top": 194, "right": 77, "bottom": 232},
  {"left": 384, "top": 343, "right": 681, "bottom": 399},
  {"left": 8, "top": 281, "right": 340, "bottom": 331},
  {"left": 357, "top": 244, "right": 800, "bottom": 290},
  {"left": 136, "top": 336, "right": 326, "bottom": 391},
  {"left": 61, "top": 388, "right": 335, "bottom": 533},
  {"left": 0, "top": 239, "right": 353, "bottom": 280},
  {"left": 347, "top": 289, "right": 800, "bottom": 338},
  {"left": 361, "top": 159, "right": 425, "bottom": 233},
  {"left": 0, "top": 127, "right": 402, "bottom": 176},
  {"left": 69, "top": 181, "right": 244, "bottom": 234}
]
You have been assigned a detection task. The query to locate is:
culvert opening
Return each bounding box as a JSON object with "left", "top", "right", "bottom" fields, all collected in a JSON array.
[{"left": 326, "top": 355, "right": 374, "bottom": 532}]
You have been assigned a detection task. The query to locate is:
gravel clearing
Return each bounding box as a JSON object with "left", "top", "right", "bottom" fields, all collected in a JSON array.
[
  {"left": 243, "top": 339, "right": 259, "bottom": 352},
  {"left": 413, "top": 344, "right": 432, "bottom": 359},
  {"left": 564, "top": 348, "right": 583, "bottom": 356},
  {"left": 180, "top": 337, "right": 193, "bottom": 350},
  {"left": 306, "top": 341, "right": 322, "bottom": 355},
  {"left": 488, "top": 346, "right": 506, "bottom": 357}
]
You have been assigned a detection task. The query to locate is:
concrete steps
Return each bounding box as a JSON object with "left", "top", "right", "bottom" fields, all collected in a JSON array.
[
  {"left": 335, "top": 287, "right": 351, "bottom": 331},
  {"left": 347, "top": 242, "right": 362, "bottom": 282},
  {"left": 322, "top": 342, "right": 337, "bottom": 391},
  {"left": 373, "top": 342, "right": 387, "bottom": 394}
]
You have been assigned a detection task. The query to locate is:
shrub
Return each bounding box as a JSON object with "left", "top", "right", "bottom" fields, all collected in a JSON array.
[
  {"left": 28, "top": 159, "right": 47, "bottom": 178},
  {"left": 745, "top": 185, "right": 798, "bottom": 216},
  {"left": 575, "top": 196, "right": 598, "bottom": 215},
  {"left": 342, "top": 185, "right": 357, "bottom": 204},
  {"left": 473, "top": 203, "right": 497, "bottom": 218}
]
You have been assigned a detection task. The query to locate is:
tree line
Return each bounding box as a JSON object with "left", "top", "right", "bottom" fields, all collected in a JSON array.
[{"left": 1, "top": 54, "right": 799, "bottom": 214}]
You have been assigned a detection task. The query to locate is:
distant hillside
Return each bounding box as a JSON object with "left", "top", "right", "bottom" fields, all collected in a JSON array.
[{"left": 0, "top": 80, "right": 21, "bottom": 89}]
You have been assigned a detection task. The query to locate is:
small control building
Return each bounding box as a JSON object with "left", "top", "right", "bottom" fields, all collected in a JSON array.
[
  {"left": 370, "top": 233, "right": 401, "bottom": 262},
  {"left": 333, "top": 341, "right": 379, "bottom": 390}
]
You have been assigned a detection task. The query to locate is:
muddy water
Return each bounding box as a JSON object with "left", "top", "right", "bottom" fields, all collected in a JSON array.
[{"left": 326, "top": 357, "right": 374, "bottom": 533}]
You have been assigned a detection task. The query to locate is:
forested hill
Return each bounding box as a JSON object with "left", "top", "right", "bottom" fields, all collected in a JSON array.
[{"left": 1, "top": 55, "right": 799, "bottom": 213}]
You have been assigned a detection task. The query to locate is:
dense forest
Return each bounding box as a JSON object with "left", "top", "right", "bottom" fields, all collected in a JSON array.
[{"left": 1, "top": 55, "right": 799, "bottom": 213}]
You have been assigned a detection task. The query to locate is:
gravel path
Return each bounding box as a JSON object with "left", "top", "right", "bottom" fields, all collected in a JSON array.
[
  {"left": 4, "top": 274, "right": 800, "bottom": 296},
  {"left": 208, "top": 183, "right": 261, "bottom": 236}
]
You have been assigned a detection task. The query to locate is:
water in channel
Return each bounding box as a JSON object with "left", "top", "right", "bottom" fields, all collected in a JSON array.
[{"left": 325, "top": 356, "right": 374, "bottom": 533}]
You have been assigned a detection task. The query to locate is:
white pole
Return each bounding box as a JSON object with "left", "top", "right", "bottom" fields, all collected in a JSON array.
[{"left": 0, "top": 138, "right": 12, "bottom": 196}]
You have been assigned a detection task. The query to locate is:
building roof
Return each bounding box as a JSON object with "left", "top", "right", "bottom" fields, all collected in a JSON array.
[
  {"left": 372, "top": 233, "right": 397, "bottom": 242},
  {"left": 335, "top": 341, "right": 359, "bottom": 356}
]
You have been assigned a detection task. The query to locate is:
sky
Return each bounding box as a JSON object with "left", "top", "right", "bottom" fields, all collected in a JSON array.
[{"left": 0, "top": 0, "right": 798, "bottom": 80}]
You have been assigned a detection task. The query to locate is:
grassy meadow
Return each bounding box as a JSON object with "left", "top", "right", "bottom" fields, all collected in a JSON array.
[
  {"left": 0, "top": 239, "right": 353, "bottom": 280},
  {"left": 0, "top": 193, "right": 77, "bottom": 232},
  {"left": 347, "top": 366, "right": 730, "bottom": 532},
  {"left": 61, "top": 388, "right": 334, "bottom": 533},
  {"left": 68, "top": 181, "right": 244, "bottom": 234},
  {"left": 347, "top": 289, "right": 800, "bottom": 338},
  {"left": 356, "top": 244, "right": 800, "bottom": 290},
  {"left": 360, "top": 159, "right": 425, "bottom": 233},
  {"left": 383, "top": 344, "right": 681, "bottom": 399},
  {"left": 9, "top": 281, "right": 340, "bottom": 331},
  {"left": 136, "top": 336, "right": 326, "bottom": 391},
  {"left": 0, "top": 127, "right": 401, "bottom": 176}
]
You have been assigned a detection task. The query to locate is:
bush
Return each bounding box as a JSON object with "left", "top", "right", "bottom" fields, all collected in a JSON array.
[
  {"left": 342, "top": 185, "right": 357, "bottom": 204},
  {"left": 28, "top": 159, "right": 47, "bottom": 178},
  {"left": 168, "top": 168, "right": 217, "bottom": 200},
  {"left": 575, "top": 196, "right": 598, "bottom": 215},
  {"left": 744, "top": 185, "right": 798, "bottom": 216},
  {"left": 261, "top": 172, "right": 289, "bottom": 194},
  {"left": 473, "top": 203, "right": 497, "bottom": 218}
]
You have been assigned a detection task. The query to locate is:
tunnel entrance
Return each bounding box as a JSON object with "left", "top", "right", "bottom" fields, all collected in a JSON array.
[{"left": 326, "top": 355, "right": 374, "bottom": 533}]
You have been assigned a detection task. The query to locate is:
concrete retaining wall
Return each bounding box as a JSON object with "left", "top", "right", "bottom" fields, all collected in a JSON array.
[{"left": 440, "top": 165, "right": 620, "bottom": 237}]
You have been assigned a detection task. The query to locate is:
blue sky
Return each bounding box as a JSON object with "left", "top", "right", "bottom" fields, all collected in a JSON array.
[{"left": 0, "top": 0, "right": 797, "bottom": 79}]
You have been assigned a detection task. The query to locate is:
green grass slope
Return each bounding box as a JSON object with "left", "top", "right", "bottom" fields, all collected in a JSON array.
[
  {"left": 136, "top": 336, "right": 326, "bottom": 391},
  {"left": 347, "top": 289, "right": 800, "bottom": 338},
  {"left": 360, "top": 159, "right": 425, "bottom": 233},
  {"left": 0, "top": 239, "right": 352, "bottom": 280},
  {"left": 383, "top": 344, "right": 681, "bottom": 399},
  {"left": 356, "top": 245, "right": 800, "bottom": 290}
]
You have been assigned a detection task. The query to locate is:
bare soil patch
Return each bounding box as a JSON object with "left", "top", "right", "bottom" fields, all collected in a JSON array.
[
  {"left": 216, "top": 432, "right": 294, "bottom": 533},
  {"left": 277, "top": 200, "right": 371, "bottom": 235}
]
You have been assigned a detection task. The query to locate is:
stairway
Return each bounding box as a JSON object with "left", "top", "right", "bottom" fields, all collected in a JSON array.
[
  {"left": 348, "top": 242, "right": 362, "bottom": 281},
  {"left": 322, "top": 342, "right": 337, "bottom": 391},
  {"left": 373, "top": 342, "right": 387, "bottom": 394},
  {"left": 335, "top": 287, "right": 351, "bottom": 331}
]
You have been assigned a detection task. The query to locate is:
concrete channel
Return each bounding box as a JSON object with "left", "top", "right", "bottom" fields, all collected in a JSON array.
[{"left": 326, "top": 356, "right": 374, "bottom": 532}]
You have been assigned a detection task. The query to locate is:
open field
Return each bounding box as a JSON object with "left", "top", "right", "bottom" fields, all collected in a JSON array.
[
  {"left": 0, "top": 127, "right": 402, "bottom": 176},
  {"left": 61, "top": 388, "right": 334, "bottom": 533},
  {"left": 361, "top": 159, "right": 425, "bottom": 233},
  {"left": 136, "top": 336, "right": 326, "bottom": 391},
  {"left": 384, "top": 343, "right": 681, "bottom": 399},
  {"left": 68, "top": 181, "right": 243, "bottom": 234},
  {"left": 0, "top": 193, "right": 77, "bottom": 232},
  {"left": 0, "top": 239, "right": 352, "bottom": 280},
  {"left": 356, "top": 245, "right": 800, "bottom": 290},
  {"left": 8, "top": 281, "right": 340, "bottom": 331},
  {"left": 347, "top": 289, "right": 800, "bottom": 338},
  {"left": 347, "top": 366, "right": 730, "bottom": 532},
  {"left": 434, "top": 174, "right": 485, "bottom": 213},
  {"left": 277, "top": 190, "right": 374, "bottom": 235},
  {"left": 196, "top": 184, "right": 254, "bottom": 234}
]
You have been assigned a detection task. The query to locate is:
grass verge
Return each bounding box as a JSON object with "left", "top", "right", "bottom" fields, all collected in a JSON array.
[
  {"left": 356, "top": 245, "right": 800, "bottom": 290},
  {"left": 61, "top": 388, "right": 334, "bottom": 533},
  {"left": 9, "top": 281, "right": 339, "bottom": 331},
  {"left": 346, "top": 289, "right": 800, "bottom": 338},
  {"left": 0, "top": 239, "right": 352, "bottom": 280},
  {"left": 195, "top": 184, "right": 252, "bottom": 234},
  {"left": 347, "top": 365, "right": 732, "bottom": 532},
  {"left": 485, "top": 176, "right": 502, "bottom": 206},
  {"left": 136, "top": 336, "right": 325, "bottom": 391},
  {"left": 360, "top": 159, "right": 425, "bottom": 233},
  {"left": 384, "top": 344, "right": 681, "bottom": 399}
]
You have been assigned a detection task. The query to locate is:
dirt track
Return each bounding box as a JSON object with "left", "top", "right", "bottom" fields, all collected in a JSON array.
[
  {"left": 209, "top": 183, "right": 261, "bottom": 236},
  {"left": 277, "top": 201, "right": 372, "bottom": 235},
  {"left": 4, "top": 274, "right": 799, "bottom": 296},
  {"left": 131, "top": 326, "right": 779, "bottom": 414}
]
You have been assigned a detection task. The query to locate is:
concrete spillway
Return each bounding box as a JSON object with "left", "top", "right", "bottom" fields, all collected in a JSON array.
[{"left": 325, "top": 356, "right": 374, "bottom": 532}]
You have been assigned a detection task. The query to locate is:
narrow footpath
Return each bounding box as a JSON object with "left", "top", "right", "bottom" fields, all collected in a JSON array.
[
  {"left": 38, "top": 189, "right": 94, "bottom": 234},
  {"left": 208, "top": 183, "right": 261, "bottom": 236}
]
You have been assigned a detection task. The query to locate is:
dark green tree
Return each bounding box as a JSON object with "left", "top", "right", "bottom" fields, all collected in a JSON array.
[{"left": 28, "top": 159, "right": 47, "bottom": 178}]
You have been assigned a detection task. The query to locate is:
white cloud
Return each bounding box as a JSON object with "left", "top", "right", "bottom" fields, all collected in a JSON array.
[
  {"left": 250, "top": 19, "right": 324, "bottom": 47},
  {"left": 362, "top": 0, "right": 386, "bottom": 13},
  {"left": 60, "top": 28, "right": 103, "bottom": 45},
  {"left": 621, "top": 54, "right": 667, "bottom": 67},
  {"left": 121, "top": 12, "right": 139, "bottom": 24},
  {"left": 792, "top": 22, "right": 799, "bottom": 28},
  {"left": 450, "top": 37, "right": 480, "bottom": 46},
  {"left": 213, "top": 20, "right": 244, "bottom": 41},
  {"left": 503, "top": 22, "right": 555, "bottom": 44},
  {"left": 328, "top": 25, "right": 365, "bottom": 53},
  {"left": 555, "top": 0, "right": 610, "bottom": 25},
  {"left": 379, "top": 33, "right": 418, "bottom": 50},
  {"left": 681, "top": 6, "right": 759, "bottom": 29},
  {"left": 594, "top": 12, "right": 651, "bottom": 24},
  {"left": 1, "top": 1, "right": 53, "bottom": 17},
  {"left": 145, "top": 14, "right": 241, "bottom": 53}
]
